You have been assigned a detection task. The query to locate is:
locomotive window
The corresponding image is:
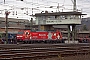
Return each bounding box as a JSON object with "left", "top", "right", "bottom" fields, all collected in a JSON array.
[{"left": 18, "top": 31, "right": 24, "bottom": 34}]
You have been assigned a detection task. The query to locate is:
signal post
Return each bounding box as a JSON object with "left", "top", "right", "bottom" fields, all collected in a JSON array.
[{"left": 5, "top": 11, "right": 10, "bottom": 44}]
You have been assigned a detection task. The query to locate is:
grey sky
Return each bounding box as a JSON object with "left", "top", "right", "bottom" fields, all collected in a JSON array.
[{"left": 0, "top": 0, "right": 90, "bottom": 19}]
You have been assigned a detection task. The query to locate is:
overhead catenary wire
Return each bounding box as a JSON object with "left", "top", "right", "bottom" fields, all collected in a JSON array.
[
  {"left": 0, "top": 0, "right": 75, "bottom": 11},
  {"left": 0, "top": 1, "right": 73, "bottom": 12},
  {"left": 0, "top": 0, "right": 89, "bottom": 19}
]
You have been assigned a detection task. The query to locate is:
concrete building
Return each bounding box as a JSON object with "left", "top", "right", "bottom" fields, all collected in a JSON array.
[
  {"left": 0, "top": 17, "right": 30, "bottom": 34},
  {"left": 34, "top": 11, "right": 86, "bottom": 41},
  {"left": 34, "top": 11, "right": 85, "bottom": 30}
]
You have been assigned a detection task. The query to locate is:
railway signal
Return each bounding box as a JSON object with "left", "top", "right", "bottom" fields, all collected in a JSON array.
[{"left": 5, "top": 11, "right": 10, "bottom": 44}]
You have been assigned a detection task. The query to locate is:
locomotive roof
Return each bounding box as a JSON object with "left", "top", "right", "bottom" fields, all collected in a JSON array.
[
  {"left": 29, "top": 30, "right": 57, "bottom": 32},
  {"left": 34, "top": 11, "right": 86, "bottom": 16},
  {"left": 19, "top": 30, "right": 58, "bottom": 32}
]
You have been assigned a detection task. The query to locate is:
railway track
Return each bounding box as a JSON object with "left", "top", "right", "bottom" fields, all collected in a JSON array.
[{"left": 0, "top": 43, "right": 90, "bottom": 60}]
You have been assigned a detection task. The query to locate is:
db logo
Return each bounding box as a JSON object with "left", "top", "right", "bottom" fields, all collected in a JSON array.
[{"left": 25, "top": 31, "right": 29, "bottom": 38}]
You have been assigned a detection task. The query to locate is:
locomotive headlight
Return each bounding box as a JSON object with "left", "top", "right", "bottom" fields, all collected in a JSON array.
[
  {"left": 57, "top": 35, "right": 60, "bottom": 39},
  {"left": 17, "top": 36, "right": 23, "bottom": 37},
  {"left": 19, "top": 36, "right": 23, "bottom": 37},
  {"left": 30, "top": 37, "right": 32, "bottom": 39},
  {"left": 17, "top": 36, "right": 19, "bottom": 37},
  {"left": 54, "top": 33, "right": 56, "bottom": 36}
]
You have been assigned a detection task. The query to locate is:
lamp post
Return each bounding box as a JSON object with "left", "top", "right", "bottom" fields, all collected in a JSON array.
[{"left": 5, "top": 11, "right": 10, "bottom": 44}]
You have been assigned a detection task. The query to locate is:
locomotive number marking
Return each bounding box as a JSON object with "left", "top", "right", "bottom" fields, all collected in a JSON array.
[{"left": 39, "top": 34, "right": 46, "bottom": 36}]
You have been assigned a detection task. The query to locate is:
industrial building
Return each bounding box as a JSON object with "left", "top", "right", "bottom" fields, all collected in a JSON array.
[{"left": 0, "top": 17, "right": 29, "bottom": 34}]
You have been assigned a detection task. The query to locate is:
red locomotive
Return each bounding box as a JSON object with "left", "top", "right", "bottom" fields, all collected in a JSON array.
[{"left": 16, "top": 30, "right": 64, "bottom": 43}]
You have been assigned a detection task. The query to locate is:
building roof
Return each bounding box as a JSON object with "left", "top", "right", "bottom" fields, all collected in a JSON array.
[
  {"left": 35, "top": 11, "right": 86, "bottom": 16},
  {"left": 78, "top": 31, "right": 90, "bottom": 34},
  {"left": 1, "top": 27, "right": 21, "bottom": 29},
  {"left": 0, "top": 17, "right": 29, "bottom": 22},
  {"left": 0, "top": 31, "right": 18, "bottom": 34}
]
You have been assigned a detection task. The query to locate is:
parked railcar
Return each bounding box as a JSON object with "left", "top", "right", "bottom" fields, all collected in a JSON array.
[
  {"left": 77, "top": 37, "right": 90, "bottom": 43},
  {"left": 1, "top": 33, "right": 17, "bottom": 44}
]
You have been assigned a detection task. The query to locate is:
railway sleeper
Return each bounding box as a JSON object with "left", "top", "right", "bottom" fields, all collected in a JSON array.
[
  {"left": 0, "top": 58, "right": 13, "bottom": 60},
  {"left": 74, "top": 51, "right": 90, "bottom": 55},
  {"left": 15, "top": 53, "right": 31, "bottom": 57},
  {"left": 60, "top": 53, "right": 75, "bottom": 57},
  {"left": 12, "top": 56, "right": 25, "bottom": 60},
  {"left": 34, "top": 55, "right": 49, "bottom": 59},
  {"left": 0, "top": 54, "right": 16, "bottom": 58}
]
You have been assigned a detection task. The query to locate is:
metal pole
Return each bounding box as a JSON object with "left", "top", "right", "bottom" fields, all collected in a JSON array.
[
  {"left": 72, "top": 25, "right": 75, "bottom": 42},
  {"left": 73, "top": 0, "right": 76, "bottom": 11},
  {"left": 5, "top": 12, "right": 8, "bottom": 44},
  {"left": 58, "top": 3, "right": 59, "bottom": 12},
  {"left": 38, "top": 19, "right": 41, "bottom": 31},
  {"left": 30, "top": 18, "right": 33, "bottom": 30},
  {"left": 4, "top": 0, "right": 5, "bottom": 4},
  {"left": 68, "top": 25, "right": 70, "bottom": 43},
  {"left": 71, "top": 0, "right": 76, "bottom": 43},
  {"left": 5, "top": 11, "right": 10, "bottom": 44}
]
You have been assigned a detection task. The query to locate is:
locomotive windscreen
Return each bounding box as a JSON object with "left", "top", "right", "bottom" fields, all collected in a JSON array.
[{"left": 18, "top": 31, "right": 24, "bottom": 34}]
